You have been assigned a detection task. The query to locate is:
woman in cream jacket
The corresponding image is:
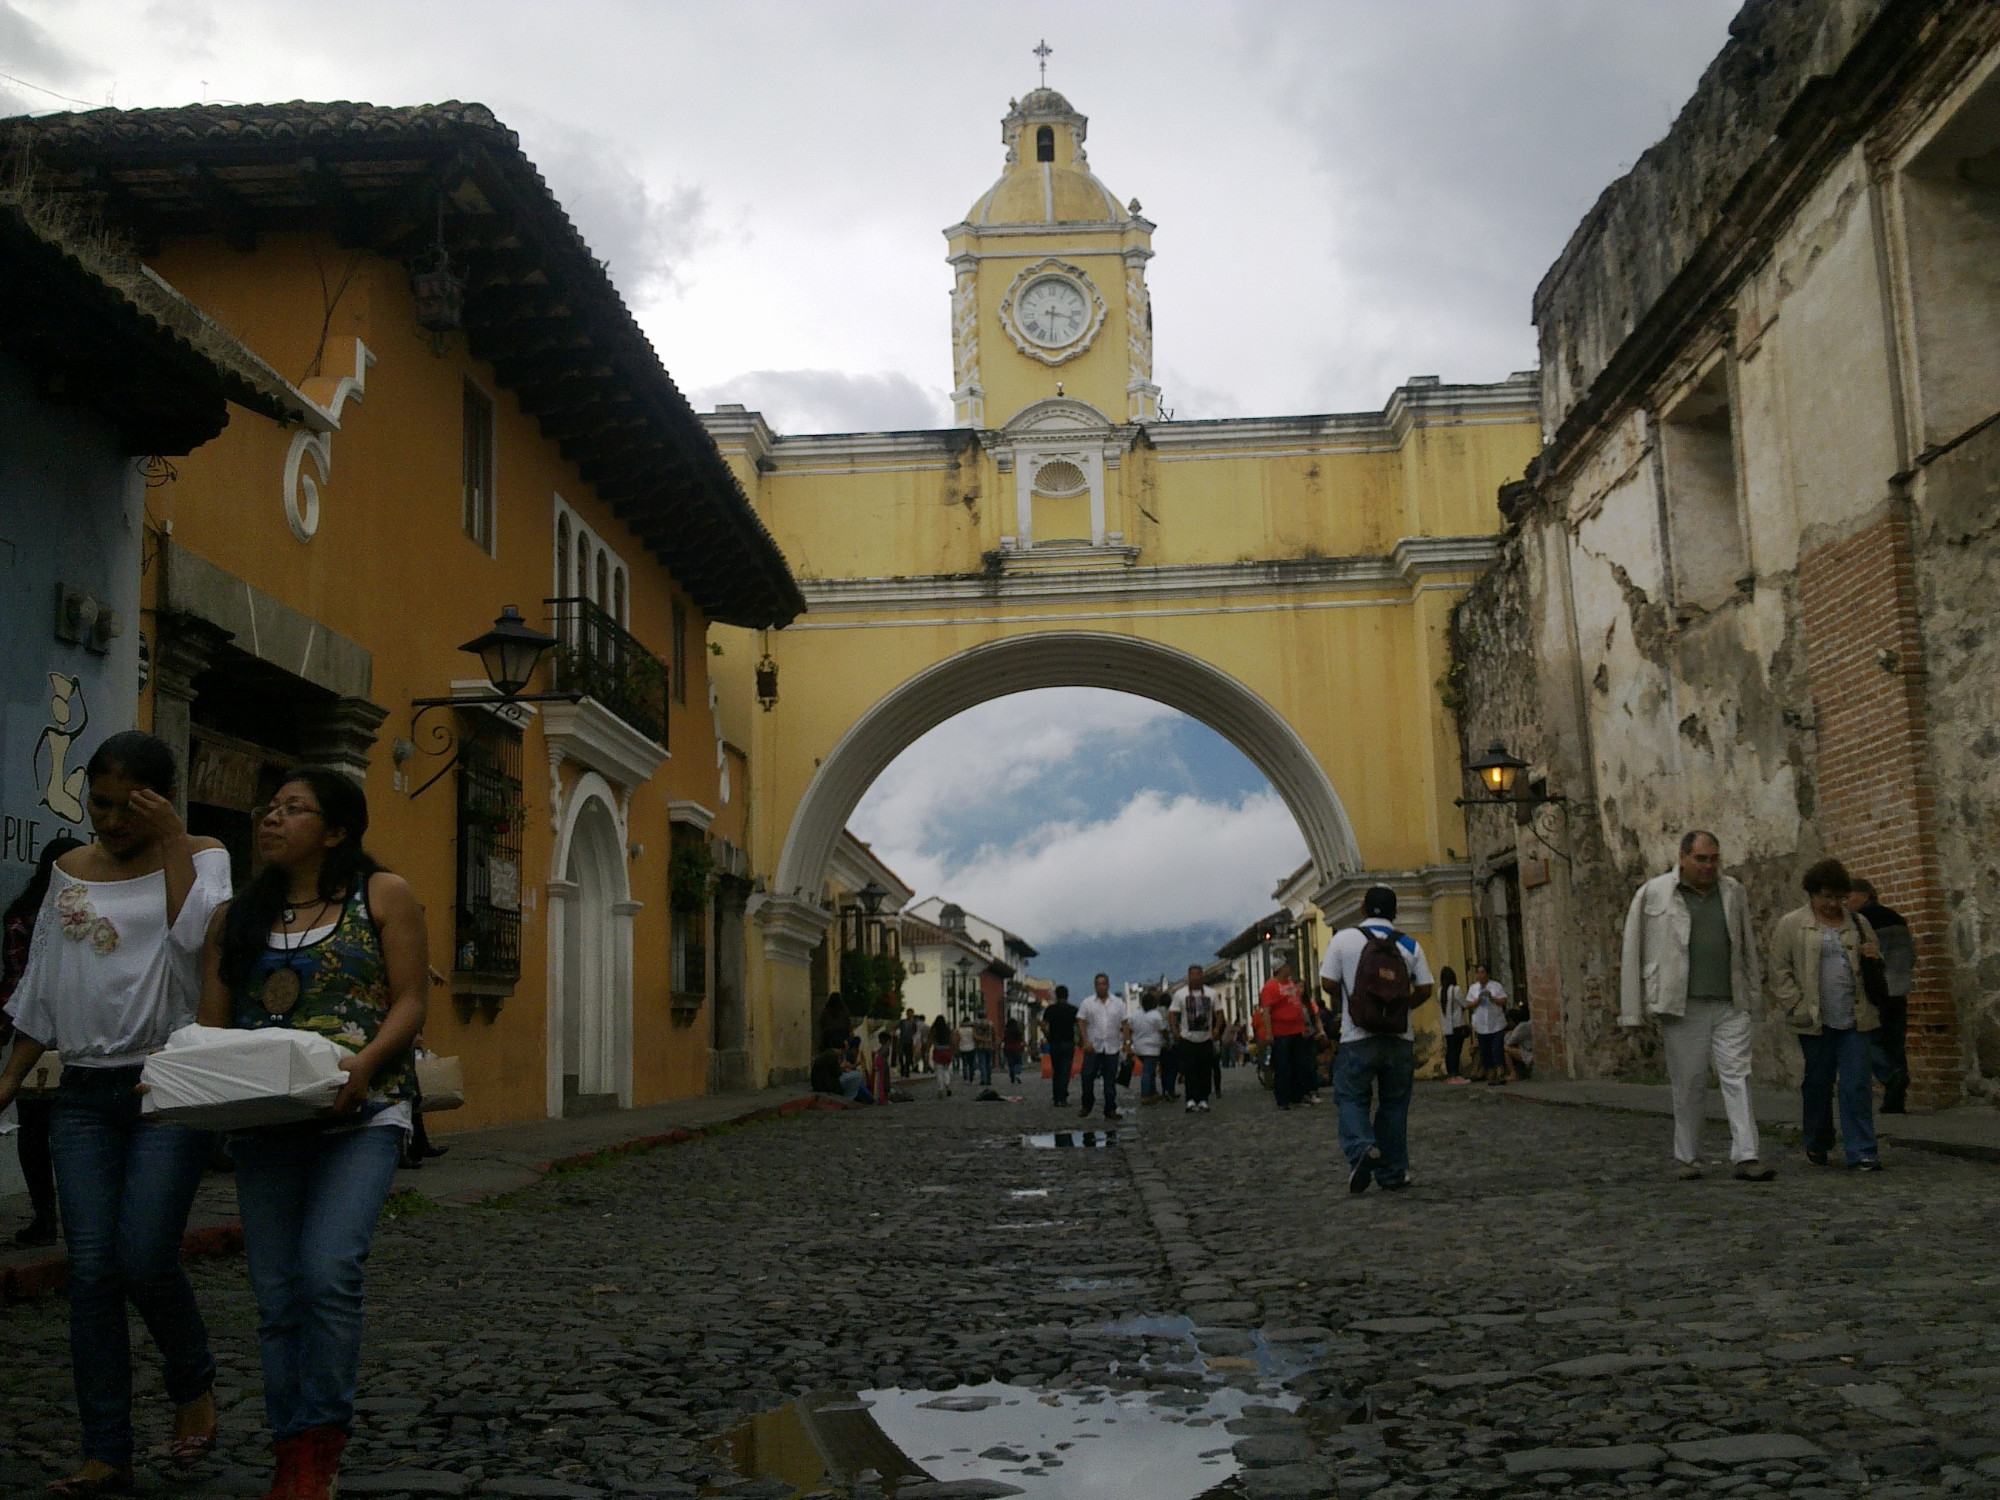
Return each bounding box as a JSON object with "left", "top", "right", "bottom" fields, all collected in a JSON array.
[{"left": 1767, "top": 858, "right": 1884, "bottom": 1170}]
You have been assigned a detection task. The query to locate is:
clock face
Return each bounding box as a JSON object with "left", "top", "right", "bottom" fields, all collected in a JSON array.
[{"left": 1016, "top": 276, "right": 1090, "bottom": 348}]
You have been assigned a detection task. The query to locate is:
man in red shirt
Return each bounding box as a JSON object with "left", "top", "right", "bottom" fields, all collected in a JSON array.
[{"left": 1258, "top": 959, "right": 1315, "bottom": 1110}]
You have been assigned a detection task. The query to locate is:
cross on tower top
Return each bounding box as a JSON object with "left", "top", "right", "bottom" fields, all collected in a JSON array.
[{"left": 1033, "top": 39, "right": 1052, "bottom": 87}]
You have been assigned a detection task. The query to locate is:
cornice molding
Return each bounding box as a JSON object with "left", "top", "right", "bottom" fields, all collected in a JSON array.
[
  {"left": 1310, "top": 864, "right": 1475, "bottom": 934},
  {"left": 794, "top": 535, "right": 1499, "bottom": 612},
  {"left": 540, "top": 698, "right": 668, "bottom": 791},
  {"left": 747, "top": 892, "right": 832, "bottom": 968}
]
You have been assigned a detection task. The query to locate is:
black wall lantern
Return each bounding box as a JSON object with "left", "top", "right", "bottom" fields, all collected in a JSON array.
[
  {"left": 409, "top": 198, "right": 465, "bottom": 354},
  {"left": 402, "top": 605, "right": 577, "bottom": 797},
  {"left": 1463, "top": 740, "right": 1530, "bottom": 802},
  {"left": 755, "top": 630, "right": 779, "bottom": 712}
]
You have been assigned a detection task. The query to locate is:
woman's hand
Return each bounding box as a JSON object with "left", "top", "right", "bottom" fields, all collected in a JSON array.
[
  {"left": 126, "top": 787, "right": 189, "bottom": 845},
  {"left": 1860, "top": 940, "right": 1882, "bottom": 961},
  {"left": 328, "top": 1054, "right": 375, "bottom": 1116}
]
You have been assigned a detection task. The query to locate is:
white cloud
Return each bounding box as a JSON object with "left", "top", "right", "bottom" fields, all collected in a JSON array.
[
  {"left": 850, "top": 688, "right": 1303, "bottom": 946},
  {"left": 690, "top": 369, "right": 949, "bottom": 435},
  {"left": 517, "top": 115, "right": 713, "bottom": 304},
  {"left": 879, "top": 788, "right": 1305, "bottom": 945},
  {"left": 850, "top": 688, "right": 1180, "bottom": 858}
]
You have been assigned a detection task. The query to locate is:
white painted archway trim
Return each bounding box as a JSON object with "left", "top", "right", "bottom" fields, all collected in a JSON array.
[
  {"left": 771, "top": 631, "right": 1363, "bottom": 906},
  {"left": 545, "top": 770, "right": 636, "bottom": 1117}
]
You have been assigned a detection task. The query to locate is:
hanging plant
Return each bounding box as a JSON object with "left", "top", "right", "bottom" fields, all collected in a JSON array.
[{"left": 669, "top": 840, "right": 716, "bottom": 912}]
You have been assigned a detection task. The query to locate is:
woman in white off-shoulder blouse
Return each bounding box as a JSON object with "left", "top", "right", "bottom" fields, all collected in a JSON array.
[{"left": 0, "top": 732, "right": 233, "bottom": 1496}]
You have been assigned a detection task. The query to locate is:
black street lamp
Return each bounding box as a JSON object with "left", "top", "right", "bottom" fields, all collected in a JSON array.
[
  {"left": 855, "top": 881, "right": 890, "bottom": 917},
  {"left": 401, "top": 604, "right": 582, "bottom": 797},
  {"left": 1456, "top": 739, "right": 1563, "bottom": 809}
]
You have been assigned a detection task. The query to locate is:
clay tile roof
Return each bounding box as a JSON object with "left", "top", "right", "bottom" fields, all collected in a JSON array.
[
  {"left": 0, "top": 193, "right": 299, "bottom": 454},
  {"left": 1, "top": 101, "right": 804, "bottom": 629}
]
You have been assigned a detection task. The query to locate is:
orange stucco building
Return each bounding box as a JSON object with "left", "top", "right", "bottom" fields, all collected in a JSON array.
[{"left": 6, "top": 103, "right": 803, "bottom": 1129}]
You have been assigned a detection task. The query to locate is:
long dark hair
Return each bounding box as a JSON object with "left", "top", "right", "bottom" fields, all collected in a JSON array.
[
  {"left": 5, "top": 834, "right": 86, "bottom": 927},
  {"left": 1439, "top": 965, "right": 1459, "bottom": 995},
  {"left": 218, "top": 767, "right": 383, "bottom": 991},
  {"left": 86, "top": 730, "right": 179, "bottom": 798}
]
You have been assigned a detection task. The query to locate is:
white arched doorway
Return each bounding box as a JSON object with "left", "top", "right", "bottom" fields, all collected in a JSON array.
[
  {"left": 770, "top": 631, "right": 1362, "bottom": 917},
  {"left": 547, "top": 774, "right": 637, "bottom": 1116}
]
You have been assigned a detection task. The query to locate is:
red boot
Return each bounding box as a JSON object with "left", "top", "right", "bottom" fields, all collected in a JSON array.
[
  {"left": 291, "top": 1426, "right": 348, "bottom": 1500},
  {"left": 257, "top": 1434, "right": 305, "bottom": 1500}
]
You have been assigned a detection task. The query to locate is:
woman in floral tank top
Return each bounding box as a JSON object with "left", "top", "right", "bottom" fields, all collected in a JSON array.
[{"left": 198, "top": 768, "right": 427, "bottom": 1500}]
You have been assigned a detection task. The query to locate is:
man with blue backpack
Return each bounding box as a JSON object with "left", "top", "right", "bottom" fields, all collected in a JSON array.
[{"left": 1320, "top": 885, "right": 1434, "bottom": 1194}]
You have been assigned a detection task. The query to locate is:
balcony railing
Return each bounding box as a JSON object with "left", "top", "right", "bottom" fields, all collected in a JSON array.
[{"left": 545, "top": 597, "right": 669, "bottom": 745}]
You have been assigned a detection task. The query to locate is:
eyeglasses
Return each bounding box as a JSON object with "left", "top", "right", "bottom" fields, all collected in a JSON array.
[{"left": 257, "top": 801, "right": 324, "bottom": 822}]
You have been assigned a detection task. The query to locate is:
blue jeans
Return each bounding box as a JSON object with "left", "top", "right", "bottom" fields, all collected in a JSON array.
[
  {"left": 1334, "top": 1036, "right": 1415, "bottom": 1187},
  {"left": 231, "top": 1124, "right": 403, "bottom": 1437},
  {"left": 1799, "top": 1026, "right": 1877, "bottom": 1164},
  {"left": 1048, "top": 1046, "right": 1074, "bottom": 1104},
  {"left": 1138, "top": 1054, "right": 1159, "bottom": 1096},
  {"left": 975, "top": 1048, "right": 993, "bottom": 1086},
  {"left": 49, "top": 1066, "right": 216, "bottom": 1468}
]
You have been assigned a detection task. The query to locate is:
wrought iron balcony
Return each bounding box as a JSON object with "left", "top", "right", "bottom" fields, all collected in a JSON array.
[{"left": 544, "top": 597, "right": 670, "bottom": 745}]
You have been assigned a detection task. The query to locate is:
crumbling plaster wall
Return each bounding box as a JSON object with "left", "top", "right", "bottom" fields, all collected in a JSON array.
[{"left": 1459, "top": 108, "right": 1951, "bottom": 1092}]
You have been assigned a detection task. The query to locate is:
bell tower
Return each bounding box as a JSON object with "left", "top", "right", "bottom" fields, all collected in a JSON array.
[{"left": 944, "top": 89, "right": 1158, "bottom": 429}]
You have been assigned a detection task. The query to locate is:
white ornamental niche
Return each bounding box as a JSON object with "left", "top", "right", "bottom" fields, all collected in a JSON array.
[{"left": 1003, "top": 397, "right": 1114, "bottom": 549}]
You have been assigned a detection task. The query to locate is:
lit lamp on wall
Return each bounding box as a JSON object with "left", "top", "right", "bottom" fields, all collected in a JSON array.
[
  {"left": 400, "top": 605, "right": 576, "bottom": 797},
  {"left": 1461, "top": 740, "right": 1529, "bottom": 804}
]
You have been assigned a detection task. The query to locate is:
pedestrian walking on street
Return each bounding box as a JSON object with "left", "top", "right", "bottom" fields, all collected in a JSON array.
[
  {"left": 1258, "top": 960, "right": 1314, "bottom": 1109},
  {"left": 1467, "top": 965, "right": 1509, "bottom": 1086},
  {"left": 1002, "top": 1015, "right": 1025, "bottom": 1084},
  {"left": 972, "top": 1014, "right": 996, "bottom": 1086},
  {"left": 1169, "top": 963, "right": 1220, "bottom": 1113},
  {"left": 1321, "top": 886, "right": 1432, "bottom": 1194},
  {"left": 200, "top": 768, "right": 428, "bottom": 1500},
  {"left": 1043, "top": 985, "right": 1078, "bottom": 1106},
  {"left": 898, "top": 1008, "right": 922, "bottom": 1078},
  {"left": 1618, "top": 830, "right": 1774, "bottom": 1181},
  {"left": 1128, "top": 993, "right": 1169, "bottom": 1102},
  {"left": 956, "top": 1020, "right": 977, "bottom": 1083},
  {"left": 1437, "top": 965, "right": 1469, "bottom": 1084},
  {"left": 930, "top": 1015, "right": 955, "bottom": 1098},
  {"left": 0, "top": 732, "right": 233, "bottom": 1495},
  {"left": 1770, "top": 859, "right": 1886, "bottom": 1171},
  {"left": 1846, "top": 877, "right": 1914, "bottom": 1113},
  {"left": 1, "top": 832, "right": 84, "bottom": 1247},
  {"left": 1077, "top": 974, "right": 1127, "bottom": 1121}
]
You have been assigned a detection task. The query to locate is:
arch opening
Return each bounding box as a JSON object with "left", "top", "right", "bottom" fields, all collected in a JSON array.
[{"left": 773, "top": 633, "right": 1361, "bottom": 909}]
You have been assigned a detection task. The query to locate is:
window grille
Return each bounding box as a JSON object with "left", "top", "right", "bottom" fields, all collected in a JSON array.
[{"left": 454, "top": 720, "right": 522, "bottom": 978}]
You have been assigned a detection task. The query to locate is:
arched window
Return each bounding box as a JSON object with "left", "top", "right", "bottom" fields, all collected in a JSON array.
[
  {"left": 613, "top": 567, "right": 626, "bottom": 628},
  {"left": 554, "top": 515, "right": 571, "bottom": 639},
  {"left": 1036, "top": 126, "right": 1054, "bottom": 163},
  {"left": 596, "top": 550, "right": 609, "bottom": 610},
  {"left": 576, "top": 541, "right": 591, "bottom": 603}
]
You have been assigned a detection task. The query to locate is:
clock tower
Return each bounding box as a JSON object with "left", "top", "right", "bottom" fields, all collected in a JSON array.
[{"left": 944, "top": 89, "right": 1159, "bottom": 429}]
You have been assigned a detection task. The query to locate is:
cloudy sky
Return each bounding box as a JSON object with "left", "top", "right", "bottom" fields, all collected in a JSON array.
[{"left": 3, "top": 0, "right": 1738, "bottom": 990}]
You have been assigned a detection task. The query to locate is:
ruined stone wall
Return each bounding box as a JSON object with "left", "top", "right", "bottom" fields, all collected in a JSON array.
[
  {"left": 1457, "top": 0, "right": 2000, "bottom": 1102},
  {"left": 1912, "top": 417, "right": 2000, "bottom": 1099}
]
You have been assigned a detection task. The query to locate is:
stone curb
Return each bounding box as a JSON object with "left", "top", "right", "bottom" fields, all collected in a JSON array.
[
  {"left": 0, "top": 1093, "right": 851, "bottom": 1303},
  {"left": 1487, "top": 1085, "right": 2000, "bottom": 1166}
]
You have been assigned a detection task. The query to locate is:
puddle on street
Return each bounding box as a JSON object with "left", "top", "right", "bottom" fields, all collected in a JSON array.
[
  {"left": 719, "top": 1381, "right": 1288, "bottom": 1498},
  {"left": 1021, "top": 1131, "right": 1116, "bottom": 1149}
]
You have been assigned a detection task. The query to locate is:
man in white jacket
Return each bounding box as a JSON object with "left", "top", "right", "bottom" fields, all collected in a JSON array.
[{"left": 1619, "top": 830, "right": 1775, "bottom": 1181}]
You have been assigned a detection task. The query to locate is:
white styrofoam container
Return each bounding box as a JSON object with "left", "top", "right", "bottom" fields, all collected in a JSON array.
[{"left": 141, "top": 1024, "right": 347, "bottom": 1130}]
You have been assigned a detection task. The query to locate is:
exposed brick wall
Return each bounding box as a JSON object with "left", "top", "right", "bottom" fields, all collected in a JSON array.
[{"left": 1797, "top": 506, "right": 1958, "bottom": 1103}]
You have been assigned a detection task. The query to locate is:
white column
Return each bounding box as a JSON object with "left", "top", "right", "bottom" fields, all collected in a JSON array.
[{"left": 543, "top": 879, "right": 577, "bottom": 1119}]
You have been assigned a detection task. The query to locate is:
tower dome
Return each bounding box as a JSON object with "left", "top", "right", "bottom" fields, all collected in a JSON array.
[{"left": 964, "top": 89, "right": 1133, "bottom": 226}]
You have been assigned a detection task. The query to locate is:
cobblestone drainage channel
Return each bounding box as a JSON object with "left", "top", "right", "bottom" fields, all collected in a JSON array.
[{"left": 718, "top": 1381, "right": 1296, "bottom": 1499}]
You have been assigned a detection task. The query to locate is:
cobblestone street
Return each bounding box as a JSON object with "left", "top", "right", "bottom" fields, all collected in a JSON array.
[{"left": 4, "top": 1082, "right": 1998, "bottom": 1500}]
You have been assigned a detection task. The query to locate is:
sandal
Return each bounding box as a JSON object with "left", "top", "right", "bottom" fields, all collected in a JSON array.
[
  {"left": 168, "top": 1430, "right": 218, "bottom": 1467},
  {"left": 46, "top": 1469, "right": 134, "bottom": 1496}
]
